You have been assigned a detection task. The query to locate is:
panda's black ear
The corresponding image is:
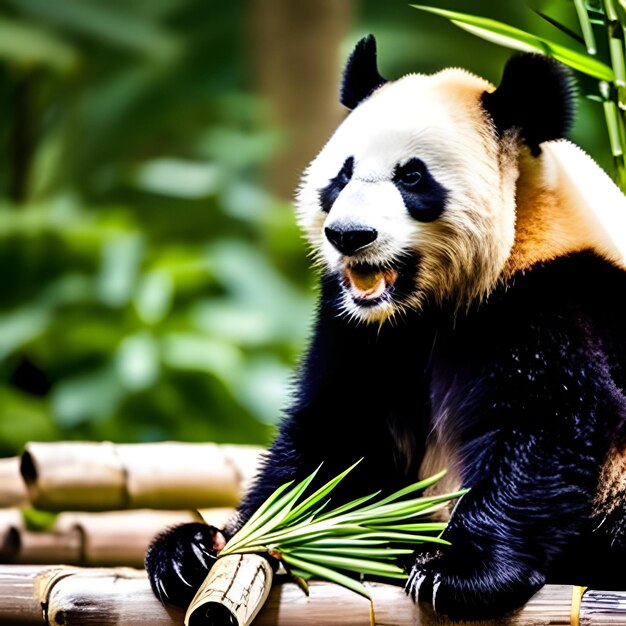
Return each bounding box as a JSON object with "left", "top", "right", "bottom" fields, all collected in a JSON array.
[
  {"left": 481, "top": 53, "right": 576, "bottom": 154},
  {"left": 340, "top": 34, "right": 388, "bottom": 110}
]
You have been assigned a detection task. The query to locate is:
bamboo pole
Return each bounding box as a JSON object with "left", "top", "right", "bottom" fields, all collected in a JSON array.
[
  {"left": 0, "top": 457, "right": 28, "bottom": 507},
  {"left": 0, "top": 565, "right": 625, "bottom": 625},
  {"left": 0, "top": 508, "right": 23, "bottom": 559},
  {"left": 185, "top": 554, "right": 274, "bottom": 626},
  {"left": 3, "top": 509, "right": 233, "bottom": 567},
  {"left": 20, "top": 442, "right": 263, "bottom": 511}
]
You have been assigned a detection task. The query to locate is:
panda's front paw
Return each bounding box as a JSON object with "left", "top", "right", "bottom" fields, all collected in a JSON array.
[
  {"left": 406, "top": 549, "right": 545, "bottom": 620},
  {"left": 145, "top": 522, "right": 225, "bottom": 609}
]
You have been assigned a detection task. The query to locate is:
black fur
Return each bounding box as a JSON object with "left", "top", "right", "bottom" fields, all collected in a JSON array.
[
  {"left": 482, "top": 53, "right": 576, "bottom": 154},
  {"left": 319, "top": 156, "right": 354, "bottom": 213},
  {"left": 146, "top": 251, "right": 626, "bottom": 618},
  {"left": 393, "top": 157, "right": 449, "bottom": 222},
  {"left": 146, "top": 523, "right": 221, "bottom": 608},
  {"left": 340, "top": 34, "right": 388, "bottom": 110}
]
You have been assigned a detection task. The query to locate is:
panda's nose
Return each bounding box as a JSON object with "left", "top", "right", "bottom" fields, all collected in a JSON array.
[{"left": 325, "top": 225, "right": 378, "bottom": 256}]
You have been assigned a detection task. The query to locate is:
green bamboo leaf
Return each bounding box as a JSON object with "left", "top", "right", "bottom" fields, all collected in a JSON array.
[
  {"left": 316, "top": 491, "right": 381, "bottom": 522},
  {"left": 411, "top": 5, "right": 614, "bottom": 81},
  {"left": 289, "top": 546, "right": 414, "bottom": 559},
  {"left": 354, "top": 531, "right": 451, "bottom": 545},
  {"left": 347, "top": 489, "right": 468, "bottom": 522},
  {"left": 281, "top": 553, "right": 371, "bottom": 599},
  {"left": 367, "top": 522, "right": 447, "bottom": 532},
  {"left": 283, "top": 549, "right": 407, "bottom": 578},
  {"left": 354, "top": 469, "right": 447, "bottom": 511},
  {"left": 264, "top": 523, "right": 369, "bottom": 545},
  {"left": 533, "top": 10, "right": 585, "bottom": 45},
  {"left": 282, "top": 459, "right": 362, "bottom": 525},
  {"left": 225, "top": 464, "right": 325, "bottom": 553}
]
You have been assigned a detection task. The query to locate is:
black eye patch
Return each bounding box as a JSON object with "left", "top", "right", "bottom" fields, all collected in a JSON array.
[
  {"left": 392, "top": 158, "right": 448, "bottom": 222},
  {"left": 319, "top": 156, "right": 354, "bottom": 213}
]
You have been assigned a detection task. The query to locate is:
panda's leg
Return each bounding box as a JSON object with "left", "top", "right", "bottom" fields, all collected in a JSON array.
[{"left": 406, "top": 429, "right": 595, "bottom": 620}]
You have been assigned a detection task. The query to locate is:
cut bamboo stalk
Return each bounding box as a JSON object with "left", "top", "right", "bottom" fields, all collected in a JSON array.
[
  {"left": 184, "top": 554, "right": 274, "bottom": 626},
  {"left": 0, "top": 508, "right": 23, "bottom": 559},
  {"left": 0, "top": 565, "right": 625, "bottom": 626},
  {"left": 4, "top": 527, "right": 83, "bottom": 565},
  {"left": 21, "top": 442, "right": 263, "bottom": 511},
  {"left": 56, "top": 509, "right": 204, "bottom": 567},
  {"left": 0, "top": 457, "right": 28, "bottom": 507},
  {"left": 4, "top": 509, "right": 233, "bottom": 567}
]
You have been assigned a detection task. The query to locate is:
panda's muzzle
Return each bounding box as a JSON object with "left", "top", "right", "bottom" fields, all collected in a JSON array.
[{"left": 325, "top": 225, "right": 377, "bottom": 256}]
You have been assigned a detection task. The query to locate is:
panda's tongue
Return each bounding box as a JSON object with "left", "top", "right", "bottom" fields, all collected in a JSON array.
[{"left": 346, "top": 266, "right": 398, "bottom": 299}]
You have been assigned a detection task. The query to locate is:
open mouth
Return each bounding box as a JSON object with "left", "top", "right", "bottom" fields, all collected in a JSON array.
[{"left": 343, "top": 262, "right": 399, "bottom": 305}]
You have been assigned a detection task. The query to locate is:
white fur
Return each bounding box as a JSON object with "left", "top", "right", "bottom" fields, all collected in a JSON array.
[
  {"left": 297, "top": 65, "right": 626, "bottom": 324},
  {"left": 544, "top": 140, "right": 626, "bottom": 268},
  {"left": 297, "top": 69, "right": 516, "bottom": 324}
]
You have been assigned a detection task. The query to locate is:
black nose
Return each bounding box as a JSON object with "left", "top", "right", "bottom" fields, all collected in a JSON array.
[{"left": 324, "top": 225, "right": 378, "bottom": 256}]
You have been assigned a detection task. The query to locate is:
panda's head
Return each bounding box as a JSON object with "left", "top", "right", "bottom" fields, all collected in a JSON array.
[{"left": 296, "top": 35, "right": 575, "bottom": 324}]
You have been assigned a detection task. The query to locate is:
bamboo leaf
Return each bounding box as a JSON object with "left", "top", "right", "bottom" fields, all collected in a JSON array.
[
  {"left": 533, "top": 10, "right": 585, "bottom": 45},
  {"left": 282, "top": 459, "right": 362, "bottom": 525},
  {"left": 288, "top": 546, "right": 414, "bottom": 558},
  {"left": 283, "top": 549, "right": 408, "bottom": 578},
  {"left": 411, "top": 5, "right": 614, "bottom": 81},
  {"left": 281, "top": 553, "right": 371, "bottom": 599},
  {"left": 316, "top": 491, "right": 381, "bottom": 522}
]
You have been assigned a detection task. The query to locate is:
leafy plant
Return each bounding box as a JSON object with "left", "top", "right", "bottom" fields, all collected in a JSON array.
[
  {"left": 214, "top": 460, "right": 467, "bottom": 599},
  {"left": 412, "top": 1, "right": 626, "bottom": 189}
]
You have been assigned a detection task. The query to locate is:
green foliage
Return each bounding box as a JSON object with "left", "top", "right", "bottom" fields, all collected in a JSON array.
[
  {"left": 0, "top": 0, "right": 312, "bottom": 455},
  {"left": 216, "top": 461, "right": 465, "bottom": 599},
  {"left": 412, "top": 1, "right": 626, "bottom": 189},
  {"left": 0, "top": 1, "right": 614, "bottom": 455}
]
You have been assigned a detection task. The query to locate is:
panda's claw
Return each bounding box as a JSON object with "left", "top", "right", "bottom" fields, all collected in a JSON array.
[
  {"left": 406, "top": 549, "right": 545, "bottom": 620},
  {"left": 145, "top": 522, "right": 224, "bottom": 609}
]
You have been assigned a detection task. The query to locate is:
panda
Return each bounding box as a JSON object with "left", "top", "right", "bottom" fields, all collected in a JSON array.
[{"left": 146, "top": 35, "right": 626, "bottom": 620}]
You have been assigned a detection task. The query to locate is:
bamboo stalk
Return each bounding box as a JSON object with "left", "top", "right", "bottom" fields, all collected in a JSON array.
[
  {"left": 3, "top": 509, "right": 233, "bottom": 567},
  {"left": 184, "top": 554, "right": 274, "bottom": 626},
  {"left": 0, "top": 508, "right": 23, "bottom": 559},
  {"left": 4, "top": 527, "right": 83, "bottom": 565},
  {"left": 1, "top": 565, "right": 625, "bottom": 625},
  {"left": 0, "top": 457, "right": 28, "bottom": 507},
  {"left": 21, "top": 442, "right": 263, "bottom": 511}
]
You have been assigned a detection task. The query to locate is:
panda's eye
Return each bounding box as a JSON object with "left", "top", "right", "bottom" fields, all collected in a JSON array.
[{"left": 394, "top": 159, "right": 423, "bottom": 188}]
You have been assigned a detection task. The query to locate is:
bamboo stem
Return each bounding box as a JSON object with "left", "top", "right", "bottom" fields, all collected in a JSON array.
[
  {"left": 1, "top": 565, "right": 626, "bottom": 625},
  {"left": 20, "top": 442, "right": 262, "bottom": 511},
  {"left": 3, "top": 509, "right": 233, "bottom": 567},
  {"left": 0, "top": 457, "right": 28, "bottom": 507},
  {"left": 185, "top": 554, "right": 274, "bottom": 626}
]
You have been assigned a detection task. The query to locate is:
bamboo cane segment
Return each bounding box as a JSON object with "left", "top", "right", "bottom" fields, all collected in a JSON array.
[
  {"left": 21, "top": 442, "right": 263, "bottom": 511},
  {"left": 184, "top": 554, "right": 274, "bottom": 626},
  {"left": 0, "top": 508, "right": 23, "bottom": 558},
  {"left": 0, "top": 565, "right": 623, "bottom": 626},
  {"left": 0, "top": 457, "right": 28, "bottom": 507},
  {"left": 4, "top": 527, "right": 83, "bottom": 565},
  {"left": 55, "top": 509, "right": 203, "bottom": 567},
  {"left": 21, "top": 442, "right": 126, "bottom": 511},
  {"left": 117, "top": 442, "right": 260, "bottom": 509}
]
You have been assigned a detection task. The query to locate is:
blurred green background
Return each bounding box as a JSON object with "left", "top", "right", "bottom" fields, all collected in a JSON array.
[{"left": 0, "top": 0, "right": 611, "bottom": 456}]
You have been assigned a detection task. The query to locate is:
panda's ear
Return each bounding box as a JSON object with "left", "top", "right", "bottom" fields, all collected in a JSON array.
[
  {"left": 340, "top": 34, "right": 388, "bottom": 110},
  {"left": 481, "top": 53, "right": 576, "bottom": 153}
]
